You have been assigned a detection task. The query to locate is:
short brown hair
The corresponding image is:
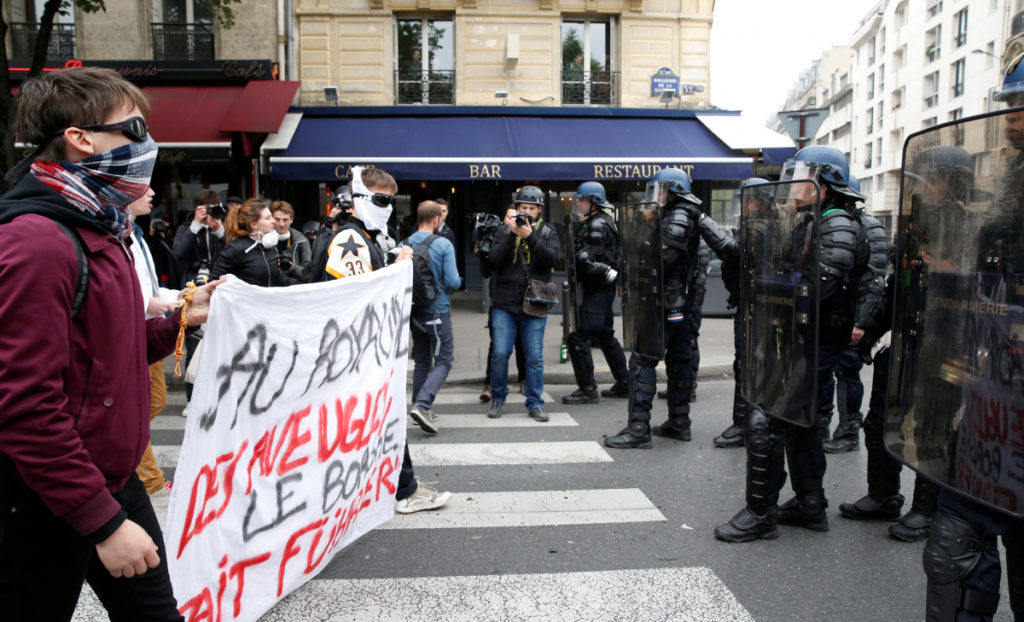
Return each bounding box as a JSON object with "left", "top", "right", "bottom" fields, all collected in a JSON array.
[
  {"left": 14, "top": 67, "right": 150, "bottom": 163},
  {"left": 417, "top": 201, "right": 444, "bottom": 224},
  {"left": 224, "top": 199, "right": 268, "bottom": 241},
  {"left": 194, "top": 189, "right": 221, "bottom": 207},
  {"left": 270, "top": 200, "right": 294, "bottom": 219},
  {"left": 361, "top": 167, "right": 397, "bottom": 193}
]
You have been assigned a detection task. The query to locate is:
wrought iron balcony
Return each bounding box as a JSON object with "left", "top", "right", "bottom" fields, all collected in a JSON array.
[
  {"left": 394, "top": 70, "right": 455, "bottom": 105},
  {"left": 10, "top": 22, "right": 76, "bottom": 59},
  {"left": 561, "top": 70, "right": 619, "bottom": 106},
  {"left": 151, "top": 22, "right": 214, "bottom": 61}
]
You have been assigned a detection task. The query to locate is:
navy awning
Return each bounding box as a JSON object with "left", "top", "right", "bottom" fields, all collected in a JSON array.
[{"left": 269, "top": 113, "right": 752, "bottom": 181}]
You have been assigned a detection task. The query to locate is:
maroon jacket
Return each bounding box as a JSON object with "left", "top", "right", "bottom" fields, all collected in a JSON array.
[{"left": 0, "top": 176, "right": 181, "bottom": 538}]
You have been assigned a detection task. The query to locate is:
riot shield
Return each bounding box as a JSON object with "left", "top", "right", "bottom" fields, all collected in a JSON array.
[
  {"left": 739, "top": 180, "right": 821, "bottom": 428},
  {"left": 887, "top": 108, "right": 1024, "bottom": 517},
  {"left": 557, "top": 215, "right": 580, "bottom": 338},
  {"left": 618, "top": 203, "right": 664, "bottom": 358}
]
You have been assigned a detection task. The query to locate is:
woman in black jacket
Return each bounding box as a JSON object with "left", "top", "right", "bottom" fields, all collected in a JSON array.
[{"left": 210, "top": 198, "right": 294, "bottom": 287}]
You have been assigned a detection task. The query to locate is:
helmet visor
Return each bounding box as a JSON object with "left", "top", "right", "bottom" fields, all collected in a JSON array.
[
  {"left": 572, "top": 196, "right": 592, "bottom": 217},
  {"left": 779, "top": 160, "right": 824, "bottom": 184},
  {"left": 644, "top": 180, "right": 671, "bottom": 207}
]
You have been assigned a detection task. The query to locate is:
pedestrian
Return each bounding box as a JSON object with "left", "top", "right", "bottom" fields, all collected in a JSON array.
[
  {"left": 561, "top": 181, "right": 629, "bottom": 404},
  {"left": 436, "top": 197, "right": 457, "bottom": 251},
  {"left": 127, "top": 187, "right": 181, "bottom": 503},
  {"left": 604, "top": 168, "right": 701, "bottom": 448},
  {"left": 320, "top": 166, "right": 452, "bottom": 515},
  {"left": 405, "top": 200, "right": 462, "bottom": 434},
  {"left": 270, "top": 200, "right": 312, "bottom": 282},
  {"left": 485, "top": 186, "right": 561, "bottom": 422},
  {"left": 0, "top": 65, "right": 220, "bottom": 621},
  {"left": 210, "top": 199, "right": 295, "bottom": 287},
  {"left": 715, "top": 146, "right": 873, "bottom": 542}
]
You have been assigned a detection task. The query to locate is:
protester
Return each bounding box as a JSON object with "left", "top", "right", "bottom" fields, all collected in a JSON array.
[
  {"left": 404, "top": 201, "right": 462, "bottom": 434},
  {"left": 0, "top": 65, "right": 220, "bottom": 621},
  {"left": 210, "top": 199, "right": 295, "bottom": 287}
]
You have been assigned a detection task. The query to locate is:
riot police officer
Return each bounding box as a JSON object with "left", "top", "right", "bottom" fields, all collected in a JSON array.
[
  {"left": 715, "top": 146, "right": 871, "bottom": 541},
  {"left": 604, "top": 168, "right": 701, "bottom": 448},
  {"left": 562, "top": 182, "right": 630, "bottom": 404}
]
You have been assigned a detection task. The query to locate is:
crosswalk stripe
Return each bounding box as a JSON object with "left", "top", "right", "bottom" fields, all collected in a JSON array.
[
  {"left": 424, "top": 391, "right": 555, "bottom": 405},
  {"left": 410, "top": 441, "right": 612, "bottom": 466},
  {"left": 407, "top": 412, "right": 577, "bottom": 428},
  {"left": 381, "top": 488, "right": 664, "bottom": 529}
]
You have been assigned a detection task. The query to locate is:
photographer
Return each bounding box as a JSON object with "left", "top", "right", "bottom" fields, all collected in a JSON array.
[
  {"left": 172, "top": 189, "right": 226, "bottom": 288},
  {"left": 210, "top": 199, "right": 295, "bottom": 287},
  {"left": 485, "top": 186, "right": 561, "bottom": 422},
  {"left": 309, "top": 185, "right": 353, "bottom": 283},
  {"left": 270, "top": 200, "right": 311, "bottom": 282},
  {"left": 146, "top": 205, "right": 180, "bottom": 291}
]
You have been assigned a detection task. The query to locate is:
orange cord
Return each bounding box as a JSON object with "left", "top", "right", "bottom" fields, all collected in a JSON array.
[{"left": 173, "top": 282, "right": 198, "bottom": 377}]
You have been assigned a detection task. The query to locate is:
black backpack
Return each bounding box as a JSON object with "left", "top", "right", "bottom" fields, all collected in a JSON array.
[
  {"left": 407, "top": 234, "right": 440, "bottom": 312},
  {"left": 0, "top": 206, "right": 88, "bottom": 317}
]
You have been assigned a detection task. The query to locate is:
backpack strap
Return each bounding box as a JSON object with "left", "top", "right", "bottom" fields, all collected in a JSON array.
[
  {"left": 0, "top": 208, "right": 89, "bottom": 318},
  {"left": 413, "top": 234, "right": 442, "bottom": 322}
]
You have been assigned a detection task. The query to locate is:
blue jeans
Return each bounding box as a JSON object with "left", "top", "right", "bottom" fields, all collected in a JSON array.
[
  {"left": 490, "top": 308, "right": 546, "bottom": 410},
  {"left": 411, "top": 312, "right": 454, "bottom": 410}
]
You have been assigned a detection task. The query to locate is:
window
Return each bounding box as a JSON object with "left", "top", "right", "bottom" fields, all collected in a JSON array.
[
  {"left": 877, "top": 101, "right": 884, "bottom": 129},
  {"left": 984, "top": 41, "right": 995, "bottom": 69},
  {"left": 876, "top": 174, "right": 885, "bottom": 195},
  {"left": 923, "top": 116, "right": 938, "bottom": 128},
  {"left": 395, "top": 17, "right": 455, "bottom": 105},
  {"left": 878, "top": 63, "right": 885, "bottom": 91},
  {"left": 11, "top": 0, "right": 75, "bottom": 59},
  {"left": 876, "top": 137, "right": 883, "bottom": 163},
  {"left": 151, "top": 0, "right": 214, "bottom": 60},
  {"left": 865, "top": 142, "right": 873, "bottom": 169},
  {"left": 952, "top": 58, "right": 965, "bottom": 97},
  {"left": 951, "top": 107, "right": 965, "bottom": 145},
  {"left": 954, "top": 8, "right": 968, "bottom": 47},
  {"left": 928, "top": 0, "right": 943, "bottom": 17},
  {"left": 868, "top": 36, "right": 876, "bottom": 65},
  {"left": 892, "top": 87, "right": 904, "bottom": 110},
  {"left": 925, "top": 25, "right": 941, "bottom": 62},
  {"left": 866, "top": 107, "right": 874, "bottom": 133},
  {"left": 880, "top": 27, "right": 886, "bottom": 54},
  {"left": 924, "top": 71, "right": 940, "bottom": 108},
  {"left": 867, "top": 73, "right": 875, "bottom": 99},
  {"left": 561, "top": 19, "right": 616, "bottom": 106},
  {"left": 862, "top": 176, "right": 874, "bottom": 194}
]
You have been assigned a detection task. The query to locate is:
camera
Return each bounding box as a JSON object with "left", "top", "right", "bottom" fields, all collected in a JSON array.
[
  {"left": 206, "top": 203, "right": 227, "bottom": 221},
  {"left": 472, "top": 212, "right": 502, "bottom": 256},
  {"left": 196, "top": 259, "right": 211, "bottom": 285},
  {"left": 152, "top": 220, "right": 168, "bottom": 234},
  {"left": 279, "top": 249, "right": 293, "bottom": 271},
  {"left": 515, "top": 213, "right": 530, "bottom": 228}
]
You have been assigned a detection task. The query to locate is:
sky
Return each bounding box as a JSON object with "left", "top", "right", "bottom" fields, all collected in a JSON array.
[{"left": 709, "top": 0, "right": 882, "bottom": 127}]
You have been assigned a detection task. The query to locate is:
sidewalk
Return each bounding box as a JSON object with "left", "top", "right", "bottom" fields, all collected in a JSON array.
[{"left": 166, "top": 290, "right": 736, "bottom": 390}]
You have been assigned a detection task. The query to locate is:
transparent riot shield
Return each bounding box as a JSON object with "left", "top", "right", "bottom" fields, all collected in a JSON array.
[
  {"left": 557, "top": 215, "right": 580, "bottom": 338},
  {"left": 618, "top": 203, "right": 664, "bottom": 358},
  {"left": 739, "top": 180, "right": 821, "bottom": 428},
  {"left": 887, "top": 108, "right": 1024, "bottom": 517}
]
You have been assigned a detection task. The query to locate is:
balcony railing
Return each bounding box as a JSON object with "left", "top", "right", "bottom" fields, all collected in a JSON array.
[
  {"left": 953, "top": 83, "right": 965, "bottom": 97},
  {"left": 10, "top": 22, "right": 76, "bottom": 59},
  {"left": 394, "top": 70, "right": 455, "bottom": 105},
  {"left": 955, "top": 32, "right": 967, "bottom": 47},
  {"left": 924, "top": 93, "right": 939, "bottom": 108},
  {"left": 152, "top": 22, "right": 214, "bottom": 61},
  {"left": 561, "top": 71, "right": 619, "bottom": 106}
]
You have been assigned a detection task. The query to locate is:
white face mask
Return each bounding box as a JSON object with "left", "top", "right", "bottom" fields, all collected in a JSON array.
[
  {"left": 260, "top": 229, "right": 280, "bottom": 248},
  {"left": 351, "top": 166, "right": 393, "bottom": 233}
]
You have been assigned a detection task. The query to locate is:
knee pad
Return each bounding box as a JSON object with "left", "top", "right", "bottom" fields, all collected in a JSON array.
[
  {"left": 924, "top": 511, "right": 1000, "bottom": 621},
  {"left": 566, "top": 332, "right": 588, "bottom": 351}
]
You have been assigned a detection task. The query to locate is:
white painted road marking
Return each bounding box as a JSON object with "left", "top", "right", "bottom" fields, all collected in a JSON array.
[{"left": 410, "top": 441, "right": 613, "bottom": 466}]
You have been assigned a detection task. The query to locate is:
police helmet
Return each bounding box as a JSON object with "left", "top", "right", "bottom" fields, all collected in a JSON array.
[
  {"left": 514, "top": 185, "right": 545, "bottom": 207},
  {"left": 730, "top": 177, "right": 772, "bottom": 221},
  {"left": 645, "top": 167, "right": 702, "bottom": 207},
  {"left": 847, "top": 175, "right": 866, "bottom": 203},
  {"left": 908, "top": 145, "right": 975, "bottom": 203},
  {"left": 573, "top": 181, "right": 613, "bottom": 216},
  {"left": 995, "top": 52, "right": 1024, "bottom": 104},
  {"left": 781, "top": 145, "right": 860, "bottom": 200}
]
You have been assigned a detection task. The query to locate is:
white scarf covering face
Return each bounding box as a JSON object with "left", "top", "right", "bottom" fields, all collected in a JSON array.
[{"left": 351, "top": 166, "right": 394, "bottom": 234}]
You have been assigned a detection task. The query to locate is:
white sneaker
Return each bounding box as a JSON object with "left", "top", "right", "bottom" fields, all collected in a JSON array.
[
  {"left": 395, "top": 481, "right": 452, "bottom": 514},
  {"left": 149, "top": 481, "right": 172, "bottom": 504},
  {"left": 180, "top": 402, "right": 190, "bottom": 418}
]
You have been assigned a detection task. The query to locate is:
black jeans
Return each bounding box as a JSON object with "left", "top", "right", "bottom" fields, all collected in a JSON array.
[{"left": 0, "top": 473, "right": 183, "bottom": 622}]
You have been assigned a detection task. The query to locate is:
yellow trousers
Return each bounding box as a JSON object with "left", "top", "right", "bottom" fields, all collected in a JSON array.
[{"left": 135, "top": 360, "right": 168, "bottom": 494}]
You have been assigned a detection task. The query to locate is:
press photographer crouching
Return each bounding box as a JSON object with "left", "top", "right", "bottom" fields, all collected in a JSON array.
[{"left": 485, "top": 185, "right": 561, "bottom": 421}]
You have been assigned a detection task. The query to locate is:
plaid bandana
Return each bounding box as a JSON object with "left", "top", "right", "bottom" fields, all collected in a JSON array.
[{"left": 30, "top": 135, "right": 157, "bottom": 239}]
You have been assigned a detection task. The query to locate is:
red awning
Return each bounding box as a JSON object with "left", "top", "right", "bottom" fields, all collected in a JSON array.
[
  {"left": 221, "top": 81, "right": 300, "bottom": 133},
  {"left": 143, "top": 81, "right": 299, "bottom": 147}
]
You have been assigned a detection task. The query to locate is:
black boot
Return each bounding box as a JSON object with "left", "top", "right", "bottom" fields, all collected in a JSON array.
[
  {"left": 778, "top": 490, "right": 829, "bottom": 531},
  {"left": 714, "top": 506, "right": 779, "bottom": 543},
  {"left": 839, "top": 493, "right": 905, "bottom": 520},
  {"left": 600, "top": 382, "right": 629, "bottom": 398},
  {"left": 561, "top": 387, "right": 599, "bottom": 404},
  {"left": 652, "top": 415, "right": 691, "bottom": 442},
  {"left": 713, "top": 425, "right": 744, "bottom": 448},
  {"left": 889, "top": 476, "right": 939, "bottom": 542},
  {"left": 823, "top": 421, "right": 862, "bottom": 453},
  {"left": 657, "top": 389, "right": 668, "bottom": 400},
  {"left": 604, "top": 421, "right": 652, "bottom": 449}
]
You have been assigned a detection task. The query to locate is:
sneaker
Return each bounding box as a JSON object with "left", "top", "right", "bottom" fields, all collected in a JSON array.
[
  {"left": 395, "top": 481, "right": 452, "bottom": 514},
  {"left": 180, "top": 402, "right": 190, "bottom": 418},
  {"left": 487, "top": 399, "right": 505, "bottom": 418},
  {"left": 528, "top": 406, "right": 549, "bottom": 422},
  {"left": 149, "top": 481, "right": 173, "bottom": 506},
  {"left": 480, "top": 385, "right": 492, "bottom": 403},
  {"left": 409, "top": 406, "right": 439, "bottom": 435}
]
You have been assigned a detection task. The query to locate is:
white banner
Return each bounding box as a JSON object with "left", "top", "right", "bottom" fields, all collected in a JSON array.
[{"left": 166, "top": 263, "right": 412, "bottom": 622}]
